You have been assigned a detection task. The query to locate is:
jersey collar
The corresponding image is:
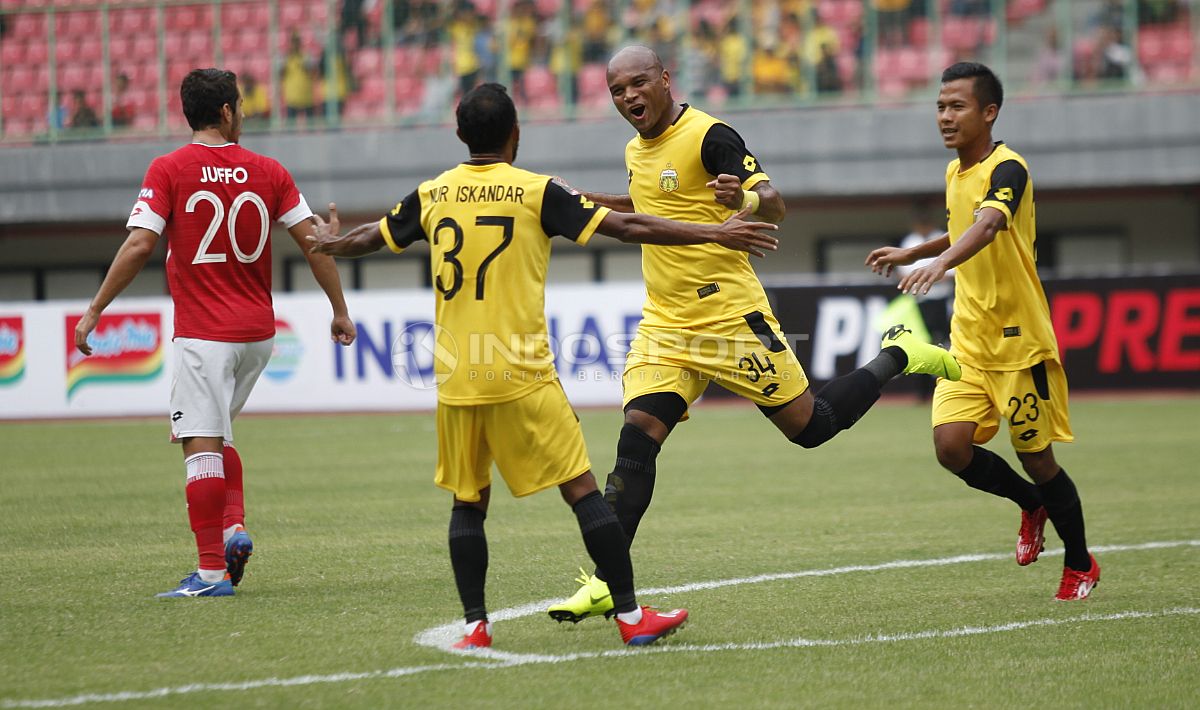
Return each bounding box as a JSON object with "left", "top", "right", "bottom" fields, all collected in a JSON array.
[{"left": 639, "top": 103, "right": 690, "bottom": 146}]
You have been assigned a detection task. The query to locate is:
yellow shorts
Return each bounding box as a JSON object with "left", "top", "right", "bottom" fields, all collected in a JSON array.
[
  {"left": 623, "top": 310, "right": 809, "bottom": 412},
  {"left": 435, "top": 381, "right": 591, "bottom": 502},
  {"left": 932, "top": 359, "right": 1074, "bottom": 453}
]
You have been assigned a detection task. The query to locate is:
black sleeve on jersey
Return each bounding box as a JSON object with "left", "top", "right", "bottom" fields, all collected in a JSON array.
[
  {"left": 540, "top": 177, "right": 606, "bottom": 242},
  {"left": 699, "top": 123, "right": 764, "bottom": 180},
  {"left": 985, "top": 160, "right": 1029, "bottom": 216},
  {"left": 382, "top": 189, "right": 427, "bottom": 249}
]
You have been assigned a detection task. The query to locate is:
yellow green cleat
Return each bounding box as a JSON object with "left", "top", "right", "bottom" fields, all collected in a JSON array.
[
  {"left": 881, "top": 324, "right": 962, "bottom": 381},
  {"left": 547, "top": 568, "right": 614, "bottom": 623}
]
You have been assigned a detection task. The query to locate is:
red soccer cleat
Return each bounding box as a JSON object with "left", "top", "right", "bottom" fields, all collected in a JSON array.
[
  {"left": 617, "top": 606, "right": 689, "bottom": 646},
  {"left": 452, "top": 621, "right": 492, "bottom": 650},
  {"left": 1016, "top": 506, "right": 1048, "bottom": 566},
  {"left": 1056, "top": 555, "right": 1101, "bottom": 601}
]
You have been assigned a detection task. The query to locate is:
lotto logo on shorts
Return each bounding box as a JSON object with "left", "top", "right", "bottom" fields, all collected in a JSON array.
[{"left": 65, "top": 312, "right": 164, "bottom": 400}]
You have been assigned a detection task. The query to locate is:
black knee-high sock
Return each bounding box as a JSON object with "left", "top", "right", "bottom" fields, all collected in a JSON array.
[
  {"left": 603, "top": 423, "right": 660, "bottom": 545},
  {"left": 573, "top": 490, "right": 637, "bottom": 614},
  {"left": 1038, "top": 468, "right": 1090, "bottom": 571},
  {"left": 954, "top": 446, "right": 1043, "bottom": 512},
  {"left": 448, "top": 506, "right": 488, "bottom": 623},
  {"left": 791, "top": 368, "right": 883, "bottom": 448}
]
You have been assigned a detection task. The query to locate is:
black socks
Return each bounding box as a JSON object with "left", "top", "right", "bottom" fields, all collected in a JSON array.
[
  {"left": 573, "top": 490, "right": 637, "bottom": 614},
  {"left": 791, "top": 369, "right": 882, "bottom": 448},
  {"left": 1038, "top": 468, "right": 1090, "bottom": 571},
  {"left": 954, "top": 446, "right": 1044, "bottom": 512},
  {"left": 448, "top": 505, "right": 488, "bottom": 623},
  {"left": 864, "top": 345, "right": 908, "bottom": 386},
  {"left": 603, "top": 423, "right": 660, "bottom": 545}
]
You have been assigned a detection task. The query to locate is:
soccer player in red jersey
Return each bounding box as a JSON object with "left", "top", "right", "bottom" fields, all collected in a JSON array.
[{"left": 74, "top": 69, "right": 356, "bottom": 598}]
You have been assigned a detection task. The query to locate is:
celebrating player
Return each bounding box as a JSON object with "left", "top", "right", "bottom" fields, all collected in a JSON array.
[
  {"left": 75, "top": 68, "right": 357, "bottom": 598},
  {"left": 866, "top": 62, "right": 1099, "bottom": 600},
  {"left": 546, "top": 45, "right": 962, "bottom": 623},
  {"left": 307, "top": 83, "right": 781, "bottom": 648}
]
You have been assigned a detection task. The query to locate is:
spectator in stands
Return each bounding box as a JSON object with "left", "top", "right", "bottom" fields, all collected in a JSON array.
[
  {"left": 752, "top": 37, "right": 792, "bottom": 96},
  {"left": 67, "top": 89, "right": 100, "bottom": 130},
  {"left": 949, "top": 0, "right": 989, "bottom": 16},
  {"left": 550, "top": 21, "right": 583, "bottom": 105},
  {"left": 319, "top": 41, "right": 354, "bottom": 120},
  {"left": 340, "top": 0, "right": 367, "bottom": 49},
  {"left": 506, "top": 0, "right": 540, "bottom": 103},
  {"left": 111, "top": 73, "right": 136, "bottom": 128},
  {"left": 686, "top": 18, "right": 719, "bottom": 99},
  {"left": 1089, "top": 0, "right": 1125, "bottom": 34},
  {"left": 814, "top": 42, "right": 843, "bottom": 95},
  {"left": 581, "top": 1, "right": 614, "bottom": 63},
  {"left": 804, "top": 9, "right": 841, "bottom": 69},
  {"left": 876, "top": 0, "right": 913, "bottom": 47},
  {"left": 449, "top": 2, "right": 483, "bottom": 98},
  {"left": 1030, "top": 27, "right": 1064, "bottom": 88},
  {"left": 281, "top": 32, "right": 317, "bottom": 124},
  {"left": 1096, "top": 26, "right": 1134, "bottom": 81},
  {"left": 718, "top": 17, "right": 748, "bottom": 99},
  {"left": 240, "top": 72, "right": 270, "bottom": 125}
]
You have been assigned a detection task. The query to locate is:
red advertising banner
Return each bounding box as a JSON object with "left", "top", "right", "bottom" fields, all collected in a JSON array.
[{"left": 65, "top": 312, "right": 164, "bottom": 400}]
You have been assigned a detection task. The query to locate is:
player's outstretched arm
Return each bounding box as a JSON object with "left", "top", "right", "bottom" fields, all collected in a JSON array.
[
  {"left": 582, "top": 191, "right": 635, "bottom": 213},
  {"left": 866, "top": 234, "right": 951, "bottom": 277},
  {"left": 305, "top": 203, "right": 386, "bottom": 258},
  {"left": 75, "top": 227, "right": 158, "bottom": 355},
  {"left": 598, "top": 206, "right": 779, "bottom": 257},
  {"left": 289, "top": 205, "right": 356, "bottom": 345},
  {"left": 897, "top": 208, "right": 1005, "bottom": 295},
  {"left": 706, "top": 176, "right": 786, "bottom": 224}
]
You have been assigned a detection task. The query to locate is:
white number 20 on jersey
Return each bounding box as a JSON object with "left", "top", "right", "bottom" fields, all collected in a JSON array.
[{"left": 187, "top": 190, "right": 270, "bottom": 265}]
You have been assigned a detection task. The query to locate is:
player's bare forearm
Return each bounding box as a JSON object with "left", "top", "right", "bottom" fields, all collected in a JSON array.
[
  {"left": 751, "top": 183, "right": 786, "bottom": 224},
  {"left": 598, "top": 210, "right": 778, "bottom": 257},
  {"left": 305, "top": 221, "right": 386, "bottom": 258},
  {"left": 88, "top": 228, "right": 158, "bottom": 315},
  {"left": 583, "top": 192, "right": 635, "bottom": 213},
  {"left": 908, "top": 234, "right": 951, "bottom": 261},
  {"left": 937, "top": 209, "right": 1004, "bottom": 270}
]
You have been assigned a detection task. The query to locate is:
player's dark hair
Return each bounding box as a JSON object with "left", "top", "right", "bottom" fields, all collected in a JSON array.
[
  {"left": 181, "top": 68, "right": 239, "bottom": 131},
  {"left": 456, "top": 83, "right": 516, "bottom": 155},
  {"left": 941, "top": 62, "right": 1003, "bottom": 112}
]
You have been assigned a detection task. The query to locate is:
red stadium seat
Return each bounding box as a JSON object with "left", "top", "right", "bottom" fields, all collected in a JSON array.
[
  {"left": 357, "top": 75, "right": 385, "bottom": 103},
  {"left": 23, "top": 38, "right": 49, "bottom": 65},
  {"left": 11, "top": 13, "right": 47, "bottom": 40},
  {"left": 536, "top": 0, "right": 562, "bottom": 19},
  {"left": 909, "top": 17, "right": 929, "bottom": 48},
  {"left": 55, "top": 40, "right": 81, "bottom": 64},
  {"left": 56, "top": 11, "right": 101, "bottom": 38},
  {"left": 896, "top": 46, "right": 927, "bottom": 83},
  {"left": 522, "top": 65, "right": 559, "bottom": 110},
  {"left": 354, "top": 48, "right": 383, "bottom": 76},
  {"left": 110, "top": 8, "right": 152, "bottom": 36},
  {"left": 0, "top": 39, "right": 25, "bottom": 65},
  {"left": 183, "top": 33, "right": 214, "bottom": 63},
  {"left": 165, "top": 5, "right": 210, "bottom": 32},
  {"left": 1163, "top": 27, "right": 1193, "bottom": 63},
  {"left": 279, "top": 2, "right": 306, "bottom": 29},
  {"left": 78, "top": 37, "right": 103, "bottom": 62},
  {"left": 576, "top": 62, "right": 610, "bottom": 108},
  {"left": 1006, "top": 0, "right": 1046, "bottom": 24}
]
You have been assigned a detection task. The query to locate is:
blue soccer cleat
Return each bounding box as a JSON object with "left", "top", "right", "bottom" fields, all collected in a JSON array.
[
  {"left": 225, "top": 528, "right": 253, "bottom": 586},
  {"left": 156, "top": 571, "right": 234, "bottom": 598}
]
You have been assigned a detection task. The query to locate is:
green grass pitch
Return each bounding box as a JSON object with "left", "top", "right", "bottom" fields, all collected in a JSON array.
[{"left": 2, "top": 394, "right": 1198, "bottom": 708}]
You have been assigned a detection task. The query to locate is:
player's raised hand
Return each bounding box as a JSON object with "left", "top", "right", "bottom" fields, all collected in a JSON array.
[
  {"left": 713, "top": 206, "right": 779, "bottom": 257},
  {"left": 706, "top": 173, "right": 745, "bottom": 210},
  {"left": 74, "top": 309, "right": 99, "bottom": 355},
  {"left": 897, "top": 260, "right": 948, "bottom": 296},
  {"left": 865, "top": 246, "right": 913, "bottom": 278},
  {"left": 307, "top": 203, "right": 343, "bottom": 254}
]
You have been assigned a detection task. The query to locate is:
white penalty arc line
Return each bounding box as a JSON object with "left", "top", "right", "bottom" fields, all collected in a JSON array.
[{"left": 4, "top": 541, "right": 1198, "bottom": 709}]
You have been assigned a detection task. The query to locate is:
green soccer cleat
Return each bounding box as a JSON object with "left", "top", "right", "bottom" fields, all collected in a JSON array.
[
  {"left": 547, "top": 568, "right": 614, "bottom": 623},
  {"left": 881, "top": 324, "right": 962, "bottom": 381}
]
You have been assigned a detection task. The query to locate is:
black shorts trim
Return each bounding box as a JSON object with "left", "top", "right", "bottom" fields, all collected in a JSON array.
[{"left": 743, "top": 311, "right": 786, "bottom": 353}]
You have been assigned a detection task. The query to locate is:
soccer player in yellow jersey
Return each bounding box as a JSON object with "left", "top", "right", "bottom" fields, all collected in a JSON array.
[
  {"left": 867, "top": 63, "right": 1100, "bottom": 601},
  {"left": 308, "top": 84, "right": 782, "bottom": 648},
  {"left": 548, "top": 46, "right": 962, "bottom": 622}
]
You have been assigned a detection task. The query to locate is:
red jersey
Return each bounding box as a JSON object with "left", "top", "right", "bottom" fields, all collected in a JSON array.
[{"left": 126, "top": 142, "right": 312, "bottom": 342}]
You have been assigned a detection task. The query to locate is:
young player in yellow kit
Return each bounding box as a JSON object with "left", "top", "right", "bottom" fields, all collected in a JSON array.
[
  {"left": 548, "top": 46, "right": 963, "bottom": 622},
  {"left": 309, "top": 84, "right": 783, "bottom": 648},
  {"left": 867, "top": 63, "right": 1099, "bottom": 600}
]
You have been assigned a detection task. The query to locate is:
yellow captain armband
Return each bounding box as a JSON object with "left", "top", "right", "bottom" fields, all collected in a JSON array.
[{"left": 739, "top": 189, "right": 760, "bottom": 215}]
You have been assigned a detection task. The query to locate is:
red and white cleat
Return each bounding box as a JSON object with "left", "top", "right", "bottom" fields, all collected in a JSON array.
[
  {"left": 617, "top": 606, "right": 689, "bottom": 646},
  {"left": 1055, "top": 555, "right": 1101, "bottom": 601},
  {"left": 1016, "top": 506, "right": 1048, "bottom": 566},
  {"left": 452, "top": 620, "right": 493, "bottom": 650}
]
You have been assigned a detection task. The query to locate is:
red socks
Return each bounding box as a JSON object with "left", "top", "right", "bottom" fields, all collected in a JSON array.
[
  {"left": 184, "top": 451, "right": 225, "bottom": 573},
  {"left": 222, "top": 444, "right": 245, "bottom": 531}
]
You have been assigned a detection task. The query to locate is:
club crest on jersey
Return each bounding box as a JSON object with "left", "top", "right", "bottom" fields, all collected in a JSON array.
[{"left": 658, "top": 164, "right": 679, "bottom": 193}]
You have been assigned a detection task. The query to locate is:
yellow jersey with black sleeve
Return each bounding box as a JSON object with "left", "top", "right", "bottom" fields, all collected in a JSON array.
[
  {"left": 626, "top": 104, "right": 773, "bottom": 327},
  {"left": 379, "top": 161, "right": 611, "bottom": 405},
  {"left": 945, "top": 142, "right": 1059, "bottom": 371}
]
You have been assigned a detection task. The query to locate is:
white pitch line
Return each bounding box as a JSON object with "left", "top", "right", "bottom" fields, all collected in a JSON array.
[
  {"left": 414, "top": 538, "right": 1200, "bottom": 650},
  {"left": 4, "top": 540, "right": 1198, "bottom": 709}
]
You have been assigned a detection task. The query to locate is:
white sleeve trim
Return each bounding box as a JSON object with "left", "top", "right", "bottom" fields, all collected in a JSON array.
[
  {"left": 126, "top": 201, "right": 166, "bottom": 234},
  {"left": 278, "top": 193, "right": 314, "bottom": 228}
]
